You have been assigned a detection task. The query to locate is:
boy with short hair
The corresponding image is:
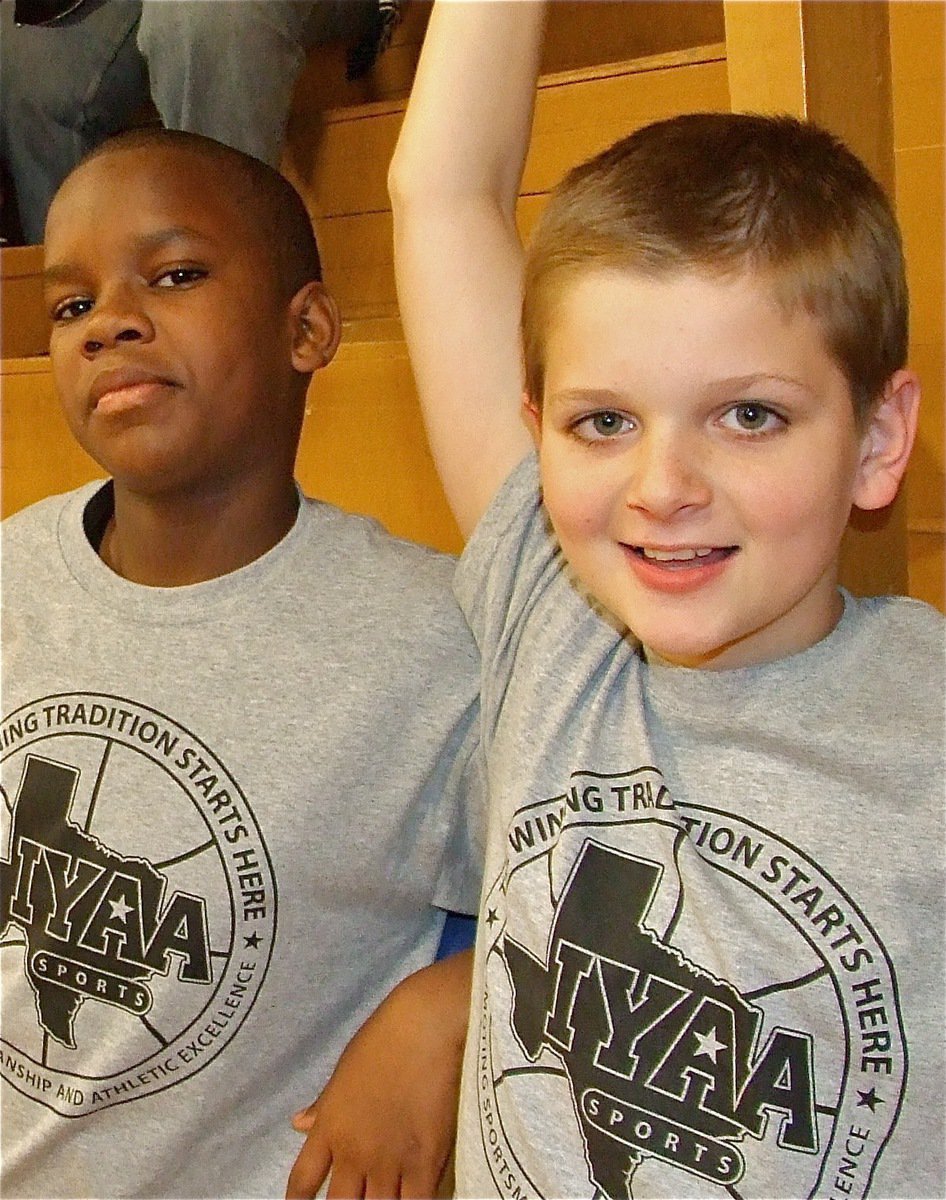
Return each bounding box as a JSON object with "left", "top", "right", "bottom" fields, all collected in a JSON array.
[
  {"left": 1, "top": 128, "right": 481, "bottom": 1198},
  {"left": 387, "top": 3, "right": 945, "bottom": 1195}
]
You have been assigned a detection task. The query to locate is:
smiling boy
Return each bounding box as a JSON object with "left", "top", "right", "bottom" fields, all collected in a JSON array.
[
  {"left": 385, "top": 3, "right": 945, "bottom": 1195},
  {"left": 529, "top": 266, "right": 896, "bottom": 670},
  {"left": 0, "top": 130, "right": 481, "bottom": 1198}
]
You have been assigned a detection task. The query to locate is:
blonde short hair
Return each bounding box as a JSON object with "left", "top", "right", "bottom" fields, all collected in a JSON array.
[{"left": 523, "top": 113, "right": 907, "bottom": 425}]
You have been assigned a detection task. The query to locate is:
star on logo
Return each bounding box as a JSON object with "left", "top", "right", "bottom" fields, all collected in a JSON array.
[
  {"left": 108, "top": 894, "right": 133, "bottom": 923},
  {"left": 244, "top": 932, "right": 263, "bottom": 949},
  {"left": 856, "top": 1087, "right": 884, "bottom": 1112},
  {"left": 486, "top": 908, "right": 499, "bottom": 927},
  {"left": 693, "top": 1026, "right": 727, "bottom": 1063}
]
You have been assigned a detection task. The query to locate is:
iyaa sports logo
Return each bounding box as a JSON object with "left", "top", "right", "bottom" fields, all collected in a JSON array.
[
  {"left": 475, "top": 772, "right": 905, "bottom": 1198},
  {"left": 0, "top": 693, "right": 276, "bottom": 1116}
]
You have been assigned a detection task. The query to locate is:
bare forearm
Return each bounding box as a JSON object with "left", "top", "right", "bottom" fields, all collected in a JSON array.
[
  {"left": 389, "top": 0, "right": 547, "bottom": 213},
  {"left": 285, "top": 950, "right": 474, "bottom": 1199},
  {"left": 400, "top": 945, "right": 474, "bottom": 1048},
  {"left": 390, "top": 1, "right": 547, "bottom": 536}
]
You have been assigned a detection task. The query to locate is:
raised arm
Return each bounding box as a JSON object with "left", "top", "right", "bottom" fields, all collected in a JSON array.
[{"left": 389, "top": 0, "right": 547, "bottom": 537}]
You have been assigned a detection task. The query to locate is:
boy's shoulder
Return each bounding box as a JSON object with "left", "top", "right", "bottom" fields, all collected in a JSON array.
[
  {"left": 1, "top": 486, "right": 464, "bottom": 638},
  {"left": 851, "top": 591, "right": 945, "bottom": 650},
  {"left": 455, "top": 452, "right": 543, "bottom": 592},
  {"left": 297, "top": 491, "right": 459, "bottom": 599},
  {"left": 272, "top": 492, "right": 474, "bottom": 648},
  {"left": 834, "top": 592, "right": 945, "bottom": 729},
  {"left": 1, "top": 482, "right": 100, "bottom": 545}
]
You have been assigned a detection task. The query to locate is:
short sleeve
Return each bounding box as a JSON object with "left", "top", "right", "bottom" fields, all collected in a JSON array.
[
  {"left": 430, "top": 707, "right": 488, "bottom": 914},
  {"left": 454, "top": 454, "right": 565, "bottom": 666}
]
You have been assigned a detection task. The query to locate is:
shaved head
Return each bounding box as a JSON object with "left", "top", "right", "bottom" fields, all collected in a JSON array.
[{"left": 69, "top": 128, "right": 322, "bottom": 300}]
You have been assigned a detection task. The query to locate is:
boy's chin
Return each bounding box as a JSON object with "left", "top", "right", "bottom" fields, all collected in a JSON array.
[
  {"left": 639, "top": 640, "right": 735, "bottom": 671},
  {"left": 639, "top": 608, "right": 844, "bottom": 672}
]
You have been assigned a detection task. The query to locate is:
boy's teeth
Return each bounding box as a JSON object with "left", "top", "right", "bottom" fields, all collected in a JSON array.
[{"left": 643, "top": 547, "right": 713, "bottom": 562}]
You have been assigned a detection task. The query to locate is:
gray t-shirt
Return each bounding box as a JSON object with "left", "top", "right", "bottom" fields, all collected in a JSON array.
[
  {"left": 454, "top": 455, "right": 945, "bottom": 1199},
  {"left": 1, "top": 481, "right": 483, "bottom": 1198}
]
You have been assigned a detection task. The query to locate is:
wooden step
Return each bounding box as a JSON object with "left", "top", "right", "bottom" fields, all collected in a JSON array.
[
  {"left": 298, "top": 333, "right": 461, "bottom": 553},
  {"left": 293, "top": 44, "right": 729, "bottom": 325},
  {"left": 1, "top": 245, "right": 49, "bottom": 359},
  {"left": 285, "top": 1, "right": 725, "bottom": 127},
  {"left": 1, "top": 355, "right": 104, "bottom": 518}
]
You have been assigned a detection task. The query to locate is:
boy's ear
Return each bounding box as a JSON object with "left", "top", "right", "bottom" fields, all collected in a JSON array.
[
  {"left": 852, "top": 369, "right": 921, "bottom": 511},
  {"left": 289, "top": 282, "right": 341, "bottom": 374},
  {"left": 522, "top": 391, "right": 542, "bottom": 446}
]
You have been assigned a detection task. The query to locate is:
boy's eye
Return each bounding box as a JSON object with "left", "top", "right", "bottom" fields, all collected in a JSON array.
[
  {"left": 721, "top": 402, "right": 784, "bottom": 433},
  {"left": 51, "top": 297, "right": 93, "bottom": 322},
  {"left": 153, "top": 266, "right": 208, "bottom": 288},
  {"left": 574, "top": 410, "right": 633, "bottom": 440}
]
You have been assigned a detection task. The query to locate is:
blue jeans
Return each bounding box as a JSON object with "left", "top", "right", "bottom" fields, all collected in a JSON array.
[
  {"left": 2, "top": 0, "right": 145, "bottom": 242},
  {"left": 1, "top": 0, "right": 374, "bottom": 243}
]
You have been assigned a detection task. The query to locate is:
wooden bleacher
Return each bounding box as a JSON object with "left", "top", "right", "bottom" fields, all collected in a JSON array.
[{"left": 2, "top": 0, "right": 942, "bottom": 608}]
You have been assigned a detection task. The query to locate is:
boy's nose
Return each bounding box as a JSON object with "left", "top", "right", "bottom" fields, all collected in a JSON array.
[
  {"left": 623, "top": 432, "right": 712, "bottom": 518},
  {"left": 81, "top": 289, "right": 155, "bottom": 357}
]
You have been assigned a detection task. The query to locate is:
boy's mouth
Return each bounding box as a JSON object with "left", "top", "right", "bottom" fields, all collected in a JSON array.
[
  {"left": 631, "top": 545, "right": 737, "bottom": 569},
  {"left": 88, "top": 367, "right": 179, "bottom": 414}
]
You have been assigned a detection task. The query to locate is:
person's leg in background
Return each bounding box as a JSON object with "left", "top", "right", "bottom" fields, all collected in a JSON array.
[
  {"left": 136, "top": 0, "right": 377, "bottom": 168},
  {"left": 0, "top": 0, "right": 147, "bottom": 244}
]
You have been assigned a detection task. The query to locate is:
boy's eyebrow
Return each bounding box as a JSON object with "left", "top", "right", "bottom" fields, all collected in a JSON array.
[
  {"left": 545, "top": 387, "right": 626, "bottom": 409},
  {"left": 706, "top": 372, "right": 816, "bottom": 397},
  {"left": 42, "top": 226, "right": 216, "bottom": 285},
  {"left": 547, "top": 374, "right": 815, "bottom": 407}
]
